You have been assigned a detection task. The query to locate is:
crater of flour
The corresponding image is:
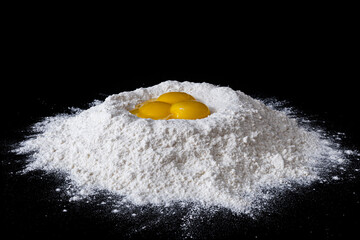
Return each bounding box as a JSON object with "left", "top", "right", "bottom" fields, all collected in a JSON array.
[{"left": 14, "top": 80, "right": 356, "bottom": 214}]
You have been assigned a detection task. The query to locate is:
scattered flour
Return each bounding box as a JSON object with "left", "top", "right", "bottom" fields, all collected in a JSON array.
[{"left": 15, "top": 81, "right": 348, "bottom": 214}]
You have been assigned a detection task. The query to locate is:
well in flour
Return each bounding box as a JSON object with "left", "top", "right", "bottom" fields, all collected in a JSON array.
[{"left": 14, "top": 80, "right": 354, "bottom": 214}]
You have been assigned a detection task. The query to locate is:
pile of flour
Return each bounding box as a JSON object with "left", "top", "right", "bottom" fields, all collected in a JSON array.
[{"left": 15, "top": 81, "right": 346, "bottom": 213}]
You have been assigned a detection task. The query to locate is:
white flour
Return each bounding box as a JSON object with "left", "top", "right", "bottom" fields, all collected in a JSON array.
[{"left": 15, "top": 81, "right": 348, "bottom": 214}]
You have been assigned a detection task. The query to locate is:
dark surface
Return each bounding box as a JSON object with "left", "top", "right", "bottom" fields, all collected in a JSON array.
[
  {"left": 1, "top": 65, "right": 360, "bottom": 240},
  {"left": 2, "top": 8, "right": 359, "bottom": 239}
]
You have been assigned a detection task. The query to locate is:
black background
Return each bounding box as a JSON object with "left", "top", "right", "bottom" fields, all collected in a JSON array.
[{"left": 1, "top": 13, "right": 360, "bottom": 239}]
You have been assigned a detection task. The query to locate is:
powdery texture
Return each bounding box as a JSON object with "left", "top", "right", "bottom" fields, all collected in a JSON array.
[{"left": 16, "top": 81, "right": 344, "bottom": 213}]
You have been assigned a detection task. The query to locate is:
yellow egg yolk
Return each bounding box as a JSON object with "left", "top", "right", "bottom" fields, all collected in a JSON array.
[
  {"left": 156, "top": 92, "right": 195, "bottom": 104},
  {"left": 170, "top": 101, "right": 210, "bottom": 119},
  {"left": 136, "top": 101, "right": 172, "bottom": 120},
  {"left": 134, "top": 98, "right": 156, "bottom": 109},
  {"left": 129, "top": 92, "right": 211, "bottom": 120}
]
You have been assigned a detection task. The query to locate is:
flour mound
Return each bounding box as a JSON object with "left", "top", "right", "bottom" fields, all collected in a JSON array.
[{"left": 16, "top": 81, "right": 344, "bottom": 213}]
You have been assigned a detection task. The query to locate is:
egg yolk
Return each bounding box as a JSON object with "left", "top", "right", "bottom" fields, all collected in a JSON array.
[
  {"left": 170, "top": 101, "right": 210, "bottom": 119},
  {"left": 129, "top": 92, "right": 211, "bottom": 120},
  {"left": 156, "top": 92, "right": 195, "bottom": 104},
  {"left": 137, "top": 101, "right": 172, "bottom": 120},
  {"left": 134, "top": 98, "right": 156, "bottom": 109}
]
